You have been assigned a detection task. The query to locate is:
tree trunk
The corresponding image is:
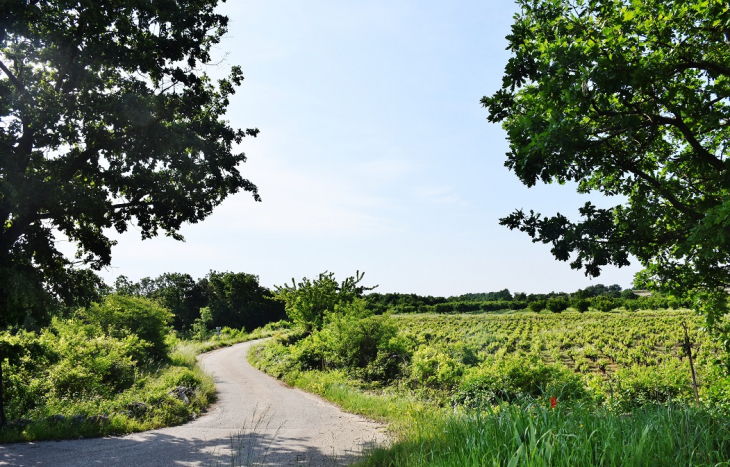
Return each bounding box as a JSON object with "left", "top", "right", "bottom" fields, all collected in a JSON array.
[{"left": 0, "top": 355, "right": 6, "bottom": 426}]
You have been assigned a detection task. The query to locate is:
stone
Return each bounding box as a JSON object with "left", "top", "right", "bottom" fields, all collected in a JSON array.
[
  {"left": 71, "top": 415, "right": 86, "bottom": 424},
  {"left": 87, "top": 414, "right": 109, "bottom": 424},
  {"left": 11, "top": 418, "right": 32, "bottom": 429},
  {"left": 127, "top": 402, "right": 149, "bottom": 418},
  {"left": 168, "top": 386, "right": 194, "bottom": 406}
]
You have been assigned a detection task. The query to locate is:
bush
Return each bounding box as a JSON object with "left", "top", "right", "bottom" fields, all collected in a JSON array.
[
  {"left": 274, "top": 271, "right": 375, "bottom": 333},
  {"left": 610, "top": 361, "right": 694, "bottom": 410},
  {"left": 2, "top": 318, "right": 149, "bottom": 418},
  {"left": 528, "top": 300, "right": 546, "bottom": 312},
  {"left": 591, "top": 296, "right": 617, "bottom": 312},
  {"left": 287, "top": 299, "right": 407, "bottom": 382},
  {"left": 78, "top": 294, "right": 172, "bottom": 360},
  {"left": 411, "top": 346, "right": 462, "bottom": 389},
  {"left": 546, "top": 297, "right": 570, "bottom": 313},
  {"left": 509, "top": 300, "right": 528, "bottom": 310},
  {"left": 452, "top": 356, "right": 588, "bottom": 408},
  {"left": 571, "top": 298, "right": 590, "bottom": 312}
]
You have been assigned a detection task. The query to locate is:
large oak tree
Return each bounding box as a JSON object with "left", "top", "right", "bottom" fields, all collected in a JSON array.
[
  {"left": 0, "top": 0, "right": 259, "bottom": 326},
  {"left": 484, "top": 0, "right": 730, "bottom": 359}
]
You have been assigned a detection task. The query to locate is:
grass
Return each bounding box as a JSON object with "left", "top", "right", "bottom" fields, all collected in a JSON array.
[
  {"left": 360, "top": 402, "right": 730, "bottom": 467},
  {"left": 0, "top": 349, "right": 216, "bottom": 443},
  {"left": 207, "top": 407, "right": 283, "bottom": 467},
  {"left": 248, "top": 357, "right": 730, "bottom": 467}
]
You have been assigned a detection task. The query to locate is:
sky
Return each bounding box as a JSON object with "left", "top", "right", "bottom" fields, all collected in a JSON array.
[{"left": 96, "top": 0, "right": 642, "bottom": 296}]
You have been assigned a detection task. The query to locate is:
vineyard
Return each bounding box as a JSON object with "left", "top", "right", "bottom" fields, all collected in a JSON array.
[
  {"left": 395, "top": 310, "right": 715, "bottom": 376},
  {"left": 250, "top": 283, "right": 730, "bottom": 466}
]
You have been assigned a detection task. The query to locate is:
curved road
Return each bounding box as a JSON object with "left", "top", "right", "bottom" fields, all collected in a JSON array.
[{"left": 0, "top": 340, "right": 388, "bottom": 466}]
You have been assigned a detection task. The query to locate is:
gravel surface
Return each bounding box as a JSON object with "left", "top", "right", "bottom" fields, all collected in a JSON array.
[{"left": 0, "top": 339, "right": 389, "bottom": 466}]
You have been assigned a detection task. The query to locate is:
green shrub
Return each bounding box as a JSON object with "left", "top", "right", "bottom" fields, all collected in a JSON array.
[
  {"left": 287, "top": 299, "right": 406, "bottom": 382},
  {"left": 78, "top": 294, "right": 172, "bottom": 360},
  {"left": 571, "top": 298, "right": 590, "bottom": 312},
  {"left": 509, "top": 300, "right": 528, "bottom": 310},
  {"left": 591, "top": 296, "right": 617, "bottom": 312},
  {"left": 275, "top": 271, "right": 373, "bottom": 333},
  {"left": 702, "top": 367, "right": 730, "bottom": 414},
  {"left": 411, "top": 346, "right": 462, "bottom": 389},
  {"left": 610, "top": 361, "right": 694, "bottom": 410},
  {"left": 546, "top": 297, "right": 570, "bottom": 313},
  {"left": 452, "top": 356, "right": 587, "bottom": 408},
  {"left": 528, "top": 300, "right": 546, "bottom": 312}
]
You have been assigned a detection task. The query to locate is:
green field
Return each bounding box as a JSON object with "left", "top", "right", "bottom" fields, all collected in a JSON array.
[
  {"left": 395, "top": 310, "right": 716, "bottom": 377},
  {"left": 250, "top": 306, "right": 730, "bottom": 466}
]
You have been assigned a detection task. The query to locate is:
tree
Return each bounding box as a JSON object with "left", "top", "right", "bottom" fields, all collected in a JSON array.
[
  {"left": 275, "top": 271, "right": 376, "bottom": 334},
  {"left": 483, "top": 0, "right": 730, "bottom": 361},
  {"left": 0, "top": 1, "right": 259, "bottom": 325},
  {"left": 115, "top": 273, "right": 207, "bottom": 331},
  {"left": 202, "top": 271, "right": 285, "bottom": 331}
]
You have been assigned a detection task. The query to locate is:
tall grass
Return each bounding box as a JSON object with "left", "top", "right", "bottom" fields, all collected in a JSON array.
[{"left": 360, "top": 402, "right": 730, "bottom": 467}]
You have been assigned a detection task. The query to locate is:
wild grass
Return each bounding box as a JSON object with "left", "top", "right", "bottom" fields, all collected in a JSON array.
[
  {"left": 207, "top": 407, "right": 283, "bottom": 467},
  {"left": 0, "top": 354, "right": 216, "bottom": 443},
  {"left": 208, "top": 406, "right": 351, "bottom": 467},
  {"left": 359, "top": 402, "right": 730, "bottom": 467}
]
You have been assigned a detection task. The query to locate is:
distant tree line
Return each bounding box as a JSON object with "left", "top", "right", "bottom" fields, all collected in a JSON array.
[
  {"left": 114, "top": 272, "right": 286, "bottom": 332},
  {"left": 365, "top": 285, "right": 691, "bottom": 315}
]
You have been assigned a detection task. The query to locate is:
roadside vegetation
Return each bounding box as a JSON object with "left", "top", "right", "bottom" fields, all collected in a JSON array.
[
  {"left": 0, "top": 272, "right": 287, "bottom": 443},
  {"left": 249, "top": 272, "right": 730, "bottom": 466}
]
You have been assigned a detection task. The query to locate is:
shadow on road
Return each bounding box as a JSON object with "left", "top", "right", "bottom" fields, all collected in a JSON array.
[{"left": 0, "top": 427, "right": 381, "bottom": 467}]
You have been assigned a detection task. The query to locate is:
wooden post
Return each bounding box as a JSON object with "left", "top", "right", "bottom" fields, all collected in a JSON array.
[{"left": 681, "top": 321, "right": 700, "bottom": 406}]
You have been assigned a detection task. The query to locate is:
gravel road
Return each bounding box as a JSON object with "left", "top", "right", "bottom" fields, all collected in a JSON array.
[{"left": 0, "top": 340, "right": 388, "bottom": 466}]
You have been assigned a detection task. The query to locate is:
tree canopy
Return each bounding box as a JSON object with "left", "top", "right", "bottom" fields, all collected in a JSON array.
[
  {"left": 483, "top": 0, "right": 730, "bottom": 350},
  {"left": 0, "top": 0, "right": 258, "bottom": 326},
  {"left": 275, "top": 271, "right": 376, "bottom": 333}
]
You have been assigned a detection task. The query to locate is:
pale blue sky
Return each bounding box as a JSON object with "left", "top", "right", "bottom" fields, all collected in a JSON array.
[{"left": 99, "top": 0, "right": 641, "bottom": 295}]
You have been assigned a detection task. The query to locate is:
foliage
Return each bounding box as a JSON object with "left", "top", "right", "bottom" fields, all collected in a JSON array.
[
  {"left": 591, "top": 296, "right": 617, "bottom": 313},
  {"left": 76, "top": 294, "right": 172, "bottom": 361},
  {"left": 0, "top": 0, "right": 259, "bottom": 327},
  {"left": 484, "top": 0, "right": 730, "bottom": 361},
  {"left": 0, "top": 318, "right": 214, "bottom": 441},
  {"left": 275, "top": 271, "right": 375, "bottom": 333},
  {"left": 452, "top": 355, "right": 587, "bottom": 407},
  {"left": 261, "top": 298, "right": 405, "bottom": 384},
  {"left": 116, "top": 273, "right": 207, "bottom": 332},
  {"left": 546, "top": 296, "right": 570, "bottom": 313},
  {"left": 410, "top": 346, "right": 462, "bottom": 390},
  {"left": 202, "top": 271, "right": 284, "bottom": 331},
  {"left": 571, "top": 298, "right": 590, "bottom": 313},
  {"left": 610, "top": 361, "right": 694, "bottom": 411},
  {"left": 115, "top": 271, "right": 286, "bottom": 332},
  {"left": 365, "top": 292, "right": 448, "bottom": 315},
  {"left": 453, "top": 289, "right": 514, "bottom": 302},
  {"left": 192, "top": 307, "right": 213, "bottom": 342}
]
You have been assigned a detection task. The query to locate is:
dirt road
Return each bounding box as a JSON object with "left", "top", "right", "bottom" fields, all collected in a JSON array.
[{"left": 0, "top": 340, "right": 388, "bottom": 466}]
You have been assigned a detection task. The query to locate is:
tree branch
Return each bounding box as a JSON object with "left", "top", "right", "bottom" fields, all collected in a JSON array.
[
  {"left": 673, "top": 60, "right": 730, "bottom": 77},
  {"left": 0, "top": 60, "right": 24, "bottom": 92},
  {"left": 652, "top": 114, "right": 725, "bottom": 171}
]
